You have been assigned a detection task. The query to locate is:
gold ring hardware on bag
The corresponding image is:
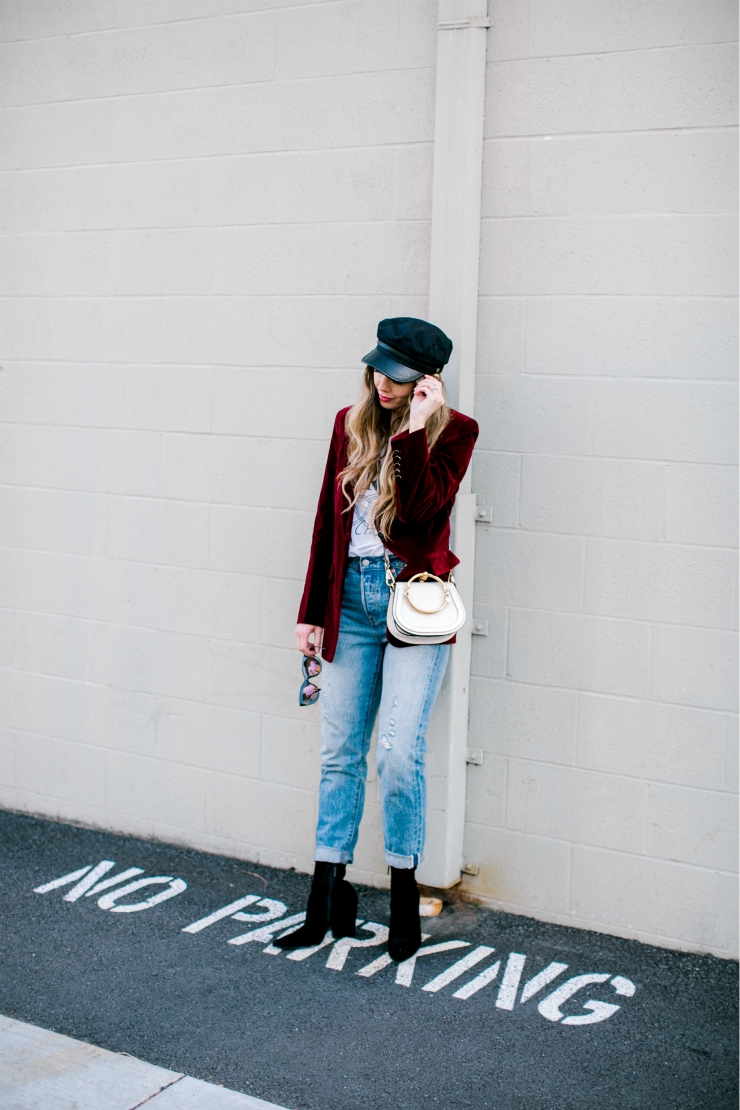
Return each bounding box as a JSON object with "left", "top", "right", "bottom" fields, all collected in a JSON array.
[{"left": 405, "top": 572, "right": 450, "bottom": 614}]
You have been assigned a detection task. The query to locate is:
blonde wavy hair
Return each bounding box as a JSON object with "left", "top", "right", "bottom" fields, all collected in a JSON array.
[{"left": 338, "top": 366, "right": 451, "bottom": 539}]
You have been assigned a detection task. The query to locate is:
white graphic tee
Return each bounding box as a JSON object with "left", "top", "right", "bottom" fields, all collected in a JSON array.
[{"left": 348, "top": 482, "right": 385, "bottom": 558}]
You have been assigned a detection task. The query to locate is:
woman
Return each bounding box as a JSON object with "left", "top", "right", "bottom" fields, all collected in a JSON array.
[{"left": 276, "top": 317, "right": 478, "bottom": 962}]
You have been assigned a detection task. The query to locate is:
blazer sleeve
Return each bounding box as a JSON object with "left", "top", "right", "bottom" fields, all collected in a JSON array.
[
  {"left": 297, "top": 412, "right": 344, "bottom": 627},
  {"left": 390, "top": 416, "right": 478, "bottom": 524}
]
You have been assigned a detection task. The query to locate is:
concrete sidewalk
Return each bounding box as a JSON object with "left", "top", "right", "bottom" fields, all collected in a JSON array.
[{"left": 0, "top": 1016, "right": 289, "bottom": 1110}]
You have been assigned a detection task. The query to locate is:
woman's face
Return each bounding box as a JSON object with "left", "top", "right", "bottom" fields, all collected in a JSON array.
[{"left": 373, "top": 371, "right": 415, "bottom": 410}]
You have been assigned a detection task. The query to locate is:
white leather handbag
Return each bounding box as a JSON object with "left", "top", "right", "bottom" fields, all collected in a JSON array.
[{"left": 384, "top": 554, "right": 466, "bottom": 645}]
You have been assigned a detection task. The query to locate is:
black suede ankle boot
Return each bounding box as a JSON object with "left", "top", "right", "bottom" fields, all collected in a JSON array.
[
  {"left": 330, "top": 864, "right": 358, "bottom": 940},
  {"left": 387, "top": 866, "right": 421, "bottom": 963},
  {"left": 274, "top": 862, "right": 355, "bottom": 949}
]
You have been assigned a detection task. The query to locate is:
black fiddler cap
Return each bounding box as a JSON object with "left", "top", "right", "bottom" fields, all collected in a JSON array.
[{"left": 362, "top": 317, "right": 453, "bottom": 384}]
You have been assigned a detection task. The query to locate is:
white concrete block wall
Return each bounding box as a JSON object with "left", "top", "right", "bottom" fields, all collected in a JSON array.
[
  {"left": 0, "top": 0, "right": 737, "bottom": 960},
  {"left": 0, "top": 0, "right": 437, "bottom": 885},
  {"left": 464, "top": 0, "right": 739, "bottom": 957}
]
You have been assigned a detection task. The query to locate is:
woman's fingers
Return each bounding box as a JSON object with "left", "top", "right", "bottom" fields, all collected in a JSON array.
[
  {"left": 414, "top": 375, "right": 442, "bottom": 397},
  {"left": 295, "top": 623, "right": 323, "bottom": 655},
  {"left": 412, "top": 375, "right": 444, "bottom": 414}
]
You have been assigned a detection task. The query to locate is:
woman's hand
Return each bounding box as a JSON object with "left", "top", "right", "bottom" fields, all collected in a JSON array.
[
  {"left": 296, "top": 623, "right": 323, "bottom": 656},
  {"left": 409, "top": 375, "right": 445, "bottom": 433}
]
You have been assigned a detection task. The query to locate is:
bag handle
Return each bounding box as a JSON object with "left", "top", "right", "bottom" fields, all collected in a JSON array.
[
  {"left": 404, "top": 572, "right": 451, "bottom": 613},
  {"left": 383, "top": 550, "right": 455, "bottom": 592}
]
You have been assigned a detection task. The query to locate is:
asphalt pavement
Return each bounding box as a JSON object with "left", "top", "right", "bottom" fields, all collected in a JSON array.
[{"left": 0, "top": 810, "right": 736, "bottom": 1110}]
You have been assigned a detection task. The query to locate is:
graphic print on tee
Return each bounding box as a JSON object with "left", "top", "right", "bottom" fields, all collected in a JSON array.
[{"left": 348, "top": 483, "right": 385, "bottom": 558}]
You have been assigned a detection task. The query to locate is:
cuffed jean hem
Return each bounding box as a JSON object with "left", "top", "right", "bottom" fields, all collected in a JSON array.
[
  {"left": 315, "top": 846, "right": 353, "bottom": 865},
  {"left": 385, "top": 850, "right": 422, "bottom": 869}
]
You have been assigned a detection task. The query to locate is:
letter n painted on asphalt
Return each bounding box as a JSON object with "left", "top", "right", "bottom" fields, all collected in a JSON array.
[
  {"left": 495, "top": 953, "right": 526, "bottom": 1010},
  {"left": 519, "top": 962, "right": 569, "bottom": 1003},
  {"left": 34, "top": 866, "right": 95, "bottom": 893},
  {"left": 422, "top": 946, "right": 495, "bottom": 993}
]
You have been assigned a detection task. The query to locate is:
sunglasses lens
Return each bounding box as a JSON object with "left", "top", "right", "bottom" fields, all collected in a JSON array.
[
  {"left": 305, "top": 657, "right": 321, "bottom": 678},
  {"left": 301, "top": 683, "right": 320, "bottom": 705}
]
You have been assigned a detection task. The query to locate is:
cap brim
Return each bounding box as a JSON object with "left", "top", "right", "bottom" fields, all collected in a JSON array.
[{"left": 361, "top": 347, "right": 425, "bottom": 383}]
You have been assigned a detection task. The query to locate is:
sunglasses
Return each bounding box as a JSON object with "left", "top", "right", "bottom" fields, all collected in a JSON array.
[{"left": 299, "top": 654, "right": 322, "bottom": 706}]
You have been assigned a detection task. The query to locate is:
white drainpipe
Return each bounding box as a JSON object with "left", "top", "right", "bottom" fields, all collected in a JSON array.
[{"left": 417, "top": 0, "right": 489, "bottom": 890}]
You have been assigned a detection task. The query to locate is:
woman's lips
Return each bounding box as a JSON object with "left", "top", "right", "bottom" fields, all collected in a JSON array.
[{"left": 378, "top": 393, "right": 392, "bottom": 402}]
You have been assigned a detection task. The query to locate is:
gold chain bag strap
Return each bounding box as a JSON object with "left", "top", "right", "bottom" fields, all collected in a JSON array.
[{"left": 383, "top": 552, "right": 466, "bottom": 645}]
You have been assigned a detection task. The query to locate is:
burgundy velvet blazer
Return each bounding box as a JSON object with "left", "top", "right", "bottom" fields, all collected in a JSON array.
[{"left": 297, "top": 406, "right": 479, "bottom": 662}]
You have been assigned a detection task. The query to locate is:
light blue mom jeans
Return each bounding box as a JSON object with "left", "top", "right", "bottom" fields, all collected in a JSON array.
[{"left": 315, "top": 556, "right": 450, "bottom": 869}]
